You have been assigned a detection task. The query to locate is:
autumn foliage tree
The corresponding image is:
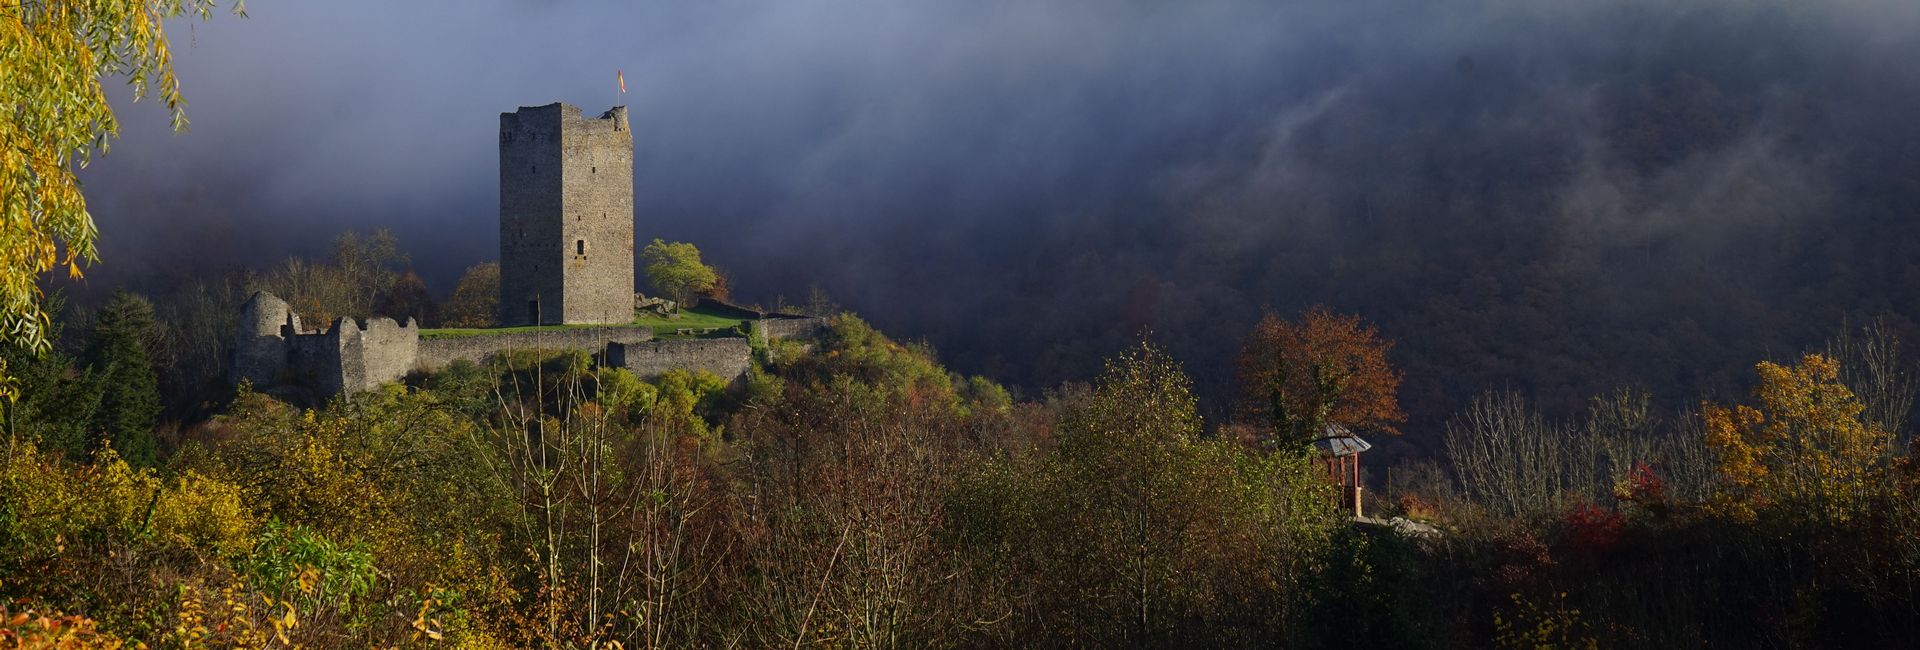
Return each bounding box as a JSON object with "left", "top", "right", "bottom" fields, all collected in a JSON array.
[
  {"left": 1702, "top": 353, "right": 1889, "bottom": 524},
  {"left": 640, "top": 239, "right": 718, "bottom": 307},
  {"left": 374, "top": 270, "right": 434, "bottom": 324},
  {"left": 438, "top": 262, "right": 499, "bottom": 328},
  {"left": 252, "top": 230, "right": 408, "bottom": 326},
  {"left": 0, "top": 0, "right": 240, "bottom": 398},
  {"left": 1236, "top": 307, "right": 1404, "bottom": 449},
  {"left": 950, "top": 341, "right": 1337, "bottom": 645}
]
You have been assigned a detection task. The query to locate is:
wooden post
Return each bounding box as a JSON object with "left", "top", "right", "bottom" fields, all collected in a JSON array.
[{"left": 1350, "top": 454, "right": 1363, "bottom": 518}]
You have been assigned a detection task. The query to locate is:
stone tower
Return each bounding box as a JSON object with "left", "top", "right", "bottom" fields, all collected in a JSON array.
[{"left": 498, "top": 102, "right": 635, "bottom": 326}]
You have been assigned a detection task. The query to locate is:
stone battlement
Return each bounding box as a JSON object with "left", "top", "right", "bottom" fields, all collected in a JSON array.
[
  {"left": 416, "top": 326, "right": 655, "bottom": 370},
  {"left": 499, "top": 102, "right": 627, "bottom": 136}
]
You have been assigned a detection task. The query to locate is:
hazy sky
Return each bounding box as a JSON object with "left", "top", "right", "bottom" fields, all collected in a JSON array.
[
  {"left": 87, "top": 0, "right": 1368, "bottom": 284},
  {"left": 84, "top": 0, "right": 1920, "bottom": 287}
]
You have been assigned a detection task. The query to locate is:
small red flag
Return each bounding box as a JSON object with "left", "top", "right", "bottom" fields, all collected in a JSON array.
[{"left": 617, "top": 69, "right": 626, "bottom": 94}]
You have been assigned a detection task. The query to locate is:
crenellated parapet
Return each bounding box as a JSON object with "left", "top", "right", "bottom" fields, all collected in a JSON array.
[{"left": 333, "top": 315, "right": 422, "bottom": 396}]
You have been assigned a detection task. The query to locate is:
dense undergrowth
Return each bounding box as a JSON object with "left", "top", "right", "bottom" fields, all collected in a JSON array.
[{"left": 3, "top": 313, "right": 1919, "bottom": 648}]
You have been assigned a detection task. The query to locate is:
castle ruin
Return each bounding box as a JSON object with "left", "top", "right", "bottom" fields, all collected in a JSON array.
[{"left": 233, "top": 102, "right": 822, "bottom": 401}]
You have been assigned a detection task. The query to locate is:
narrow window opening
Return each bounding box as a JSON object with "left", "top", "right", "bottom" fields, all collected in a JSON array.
[
  {"left": 531, "top": 165, "right": 537, "bottom": 174},
  {"left": 576, "top": 240, "right": 586, "bottom": 255}
]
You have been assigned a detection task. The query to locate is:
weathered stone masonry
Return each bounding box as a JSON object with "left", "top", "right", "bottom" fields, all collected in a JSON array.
[
  {"left": 613, "top": 338, "right": 754, "bottom": 382},
  {"left": 415, "top": 326, "right": 655, "bottom": 370},
  {"left": 757, "top": 316, "right": 829, "bottom": 342},
  {"left": 233, "top": 291, "right": 421, "bottom": 397},
  {"left": 233, "top": 291, "right": 823, "bottom": 399},
  {"left": 499, "top": 103, "right": 634, "bottom": 326}
]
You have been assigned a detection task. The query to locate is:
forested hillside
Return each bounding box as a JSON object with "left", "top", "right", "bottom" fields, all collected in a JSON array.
[
  {"left": 4, "top": 299, "right": 1918, "bottom": 647},
  {"left": 756, "top": 0, "right": 1920, "bottom": 444},
  {"left": 13, "top": 0, "right": 1920, "bottom": 646}
]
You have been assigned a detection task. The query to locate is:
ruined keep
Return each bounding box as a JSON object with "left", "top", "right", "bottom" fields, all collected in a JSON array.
[{"left": 499, "top": 102, "right": 635, "bottom": 326}]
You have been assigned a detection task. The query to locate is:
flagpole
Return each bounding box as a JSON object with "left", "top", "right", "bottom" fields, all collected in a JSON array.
[{"left": 615, "top": 68, "right": 626, "bottom": 109}]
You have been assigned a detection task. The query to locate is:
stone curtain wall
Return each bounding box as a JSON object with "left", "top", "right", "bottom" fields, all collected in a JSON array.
[
  {"left": 614, "top": 338, "right": 753, "bottom": 383},
  {"left": 758, "top": 316, "right": 828, "bottom": 342},
  {"left": 416, "top": 326, "right": 654, "bottom": 372},
  {"left": 339, "top": 317, "right": 420, "bottom": 394},
  {"left": 286, "top": 329, "right": 346, "bottom": 397}
]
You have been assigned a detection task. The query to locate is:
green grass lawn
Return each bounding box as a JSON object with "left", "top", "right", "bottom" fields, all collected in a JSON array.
[
  {"left": 420, "top": 304, "right": 750, "bottom": 340},
  {"left": 630, "top": 306, "right": 749, "bottom": 337}
]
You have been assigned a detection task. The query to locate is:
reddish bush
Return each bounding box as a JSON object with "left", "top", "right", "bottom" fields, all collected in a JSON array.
[
  {"left": 1397, "top": 493, "right": 1439, "bottom": 521},
  {"left": 1611, "top": 462, "right": 1670, "bottom": 518},
  {"left": 1561, "top": 503, "right": 1625, "bottom": 557}
]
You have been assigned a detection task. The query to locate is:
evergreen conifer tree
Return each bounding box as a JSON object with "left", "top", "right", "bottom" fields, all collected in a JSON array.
[{"left": 83, "top": 290, "right": 163, "bottom": 467}]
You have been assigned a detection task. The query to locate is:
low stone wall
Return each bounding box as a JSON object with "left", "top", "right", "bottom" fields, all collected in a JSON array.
[
  {"left": 613, "top": 338, "right": 753, "bottom": 382},
  {"left": 236, "top": 291, "right": 821, "bottom": 401},
  {"left": 416, "top": 326, "right": 655, "bottom": 372},
  {"left": 758, "top": 316, "right": 828, "bottom": 342}
]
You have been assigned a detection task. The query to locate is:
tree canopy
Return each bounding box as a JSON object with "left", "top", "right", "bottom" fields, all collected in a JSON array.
[
  {"left": 0, "top": 0, "right": 241, "bottom": 398},
  {"left": 640, "top": 239, "right": 719, "bottom": 307},
  {"left": 252, "top": 229, "right": 409, "bottom": 326},
  {"left": 82, "top": 290, "right": 162, "bottom": 468},
  {"left": 438, "top": 262, "right": 499, "bottom": 328},
  {"left": 1703, "top": 354, "right": 1888, "bottom": 524},
  {"left": 1235, "top": 306, "right": 1404, "bottom": 449}
]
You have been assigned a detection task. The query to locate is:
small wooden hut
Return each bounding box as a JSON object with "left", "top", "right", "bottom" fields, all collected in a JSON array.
[{"left": 1312, "top": 425, "right": 1371, "bottom": 518}]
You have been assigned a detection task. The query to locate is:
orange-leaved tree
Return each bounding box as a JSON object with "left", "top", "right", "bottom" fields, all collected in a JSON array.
[
  {"left": 1702, "top": 353, "right": 1888, "bottom": 524},
  {"left": 1236, "top": 306, "right": 1404, "bottom": 450}
]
